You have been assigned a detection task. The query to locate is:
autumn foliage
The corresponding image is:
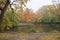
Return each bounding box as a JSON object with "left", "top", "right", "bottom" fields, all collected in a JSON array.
[
  {"left": 19, "top": 8, "right": 39, "bottom": 23},
  {"left": 0, "top": 3, "right": 60, "bottom": 31}
]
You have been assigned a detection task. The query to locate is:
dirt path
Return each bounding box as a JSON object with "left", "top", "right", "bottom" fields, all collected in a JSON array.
[{"left": 0, "top": 32, "right": 60, "bottom": 40}]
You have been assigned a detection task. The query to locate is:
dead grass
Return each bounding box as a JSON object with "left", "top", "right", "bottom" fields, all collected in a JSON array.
[
  {"left": 41, "top": 33, "right": 60, "bottom": 40},
  {"left": 0, "top": 32, "right": 60, "bottom": 40}
]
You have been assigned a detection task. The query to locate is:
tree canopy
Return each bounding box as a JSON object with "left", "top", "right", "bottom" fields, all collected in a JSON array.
[
  {"left": 0, "top": 0, "right": 29, "bottom": 31},
  {"left": 0, "top": 0, "right": 29, "bottom": 13}
]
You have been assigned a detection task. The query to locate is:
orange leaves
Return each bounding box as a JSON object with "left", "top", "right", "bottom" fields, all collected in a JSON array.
[{"left": 19, "top": 8, "right": 39, "bottom": 22}]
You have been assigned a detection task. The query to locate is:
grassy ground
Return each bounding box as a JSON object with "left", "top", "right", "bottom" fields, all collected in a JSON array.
[
  {"left": 0, "top": 32, "right": 60, "bottom": 40},
  {"left": 41, "top": 32, "right": 60, "bottom": 40}
]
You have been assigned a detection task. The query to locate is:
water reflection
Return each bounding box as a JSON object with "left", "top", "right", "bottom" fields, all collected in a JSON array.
[{"left": 17, "top": 24, "right": 60, "bottom": 32}]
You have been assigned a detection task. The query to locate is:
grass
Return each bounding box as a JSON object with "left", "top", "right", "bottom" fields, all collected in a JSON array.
[
  {"left": 41, "top": 32, "right": 60, "bottom": 40},
  {"left": 0, "top": 32, "right": 60, "bottom": 40},
  {"left": 0, "top": 33, "right": 28, "bottom": 39}
]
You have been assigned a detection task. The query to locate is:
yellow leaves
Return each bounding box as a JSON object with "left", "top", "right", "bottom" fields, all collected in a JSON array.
[
  {"left": 1, "top": 15, "right": 12, "bottom": 31},
  {"left": 26, "top": 19, "right": 31, "bottom": 23},
  {"left": 0, "top": 0, "right": 7, "bottom": 9},
  {"left": 24, "top": 0, "right": 29, "bottom": 3},
  {"left": 0, "top": 0, "right": 6, "bottom": 4}
]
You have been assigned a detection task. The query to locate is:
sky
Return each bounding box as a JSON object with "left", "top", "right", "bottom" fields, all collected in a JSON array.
[
  {"left": 26, "top": 0, "right": 53, "bottom": 12},
  {"left": 11, "top": 0, "right": 60, "bottom": 12},
  {"left": 11, "top": 0, "right": 53, "bottom": 12}
]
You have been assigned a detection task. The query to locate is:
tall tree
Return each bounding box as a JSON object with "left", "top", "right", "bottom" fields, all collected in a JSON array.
[
  {"left": 0, "top": 0, "right": 29, "bottom": 31},
  {"left": 0, "top": 0, "right": 10, "bottom": 31}
]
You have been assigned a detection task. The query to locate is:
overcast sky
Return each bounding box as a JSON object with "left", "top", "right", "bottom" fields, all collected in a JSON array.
[
  {"left": 11, "top": 0, "right": 60, "bottom": 12},
  {"left": 26, "top": 0, "right": 53, "bottom": 12}
]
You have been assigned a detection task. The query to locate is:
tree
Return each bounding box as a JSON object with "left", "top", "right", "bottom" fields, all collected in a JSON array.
[
  {"left": 52, "top": 0, "right": 60, "bottom": 8},
  {"left": 0, "top": 0, "right": 29, "bottom": 31}
]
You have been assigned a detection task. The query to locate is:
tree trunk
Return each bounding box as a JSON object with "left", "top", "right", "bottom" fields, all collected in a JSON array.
[{"left": 0, "top": 0, "right": 10, "bottom": 31}]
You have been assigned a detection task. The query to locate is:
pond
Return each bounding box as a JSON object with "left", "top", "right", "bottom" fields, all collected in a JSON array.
[{"left": 16, "top": 23, "right": 60, "bottom": 32}]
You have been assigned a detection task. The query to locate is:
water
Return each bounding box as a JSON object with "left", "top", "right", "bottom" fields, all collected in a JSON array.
[{"left": 17, "top": 24, "right": 60, "bottom": 32}]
